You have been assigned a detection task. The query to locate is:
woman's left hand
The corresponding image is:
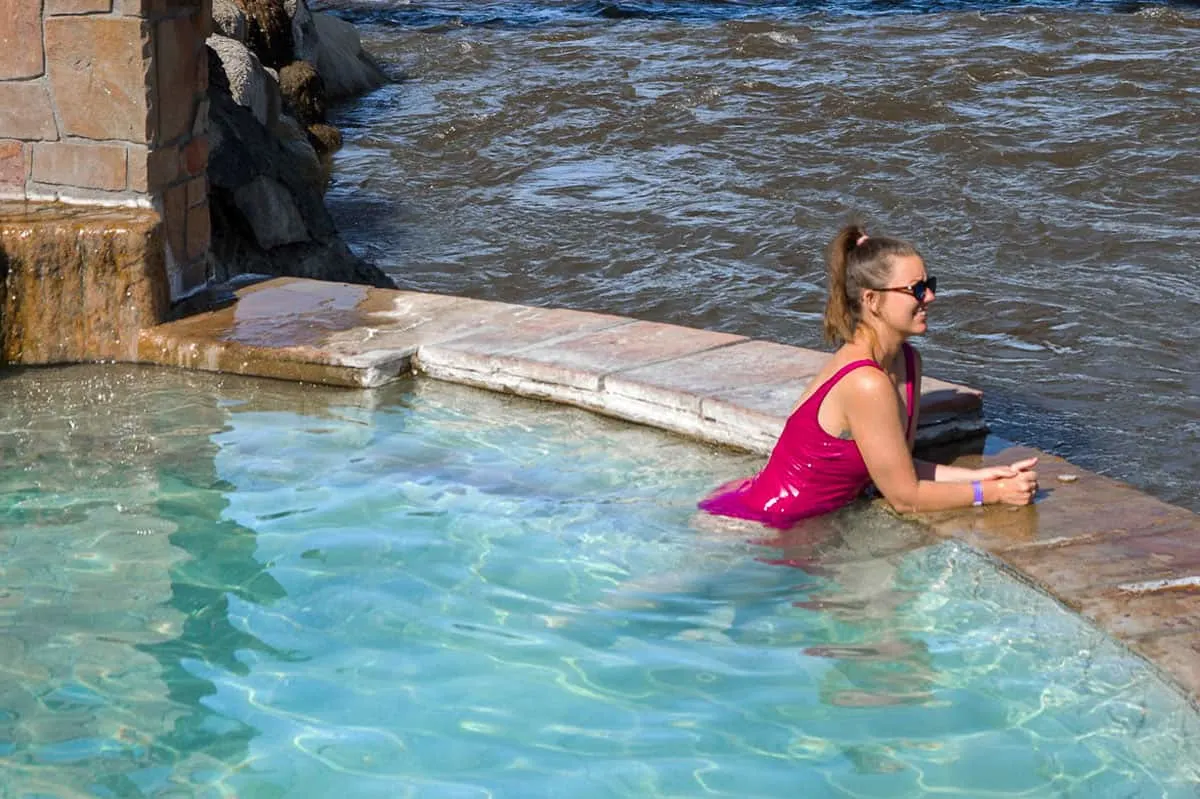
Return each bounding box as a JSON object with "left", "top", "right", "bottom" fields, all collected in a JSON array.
[{"left": 972, "top": 457, "right": 1039, "bottom": 482}]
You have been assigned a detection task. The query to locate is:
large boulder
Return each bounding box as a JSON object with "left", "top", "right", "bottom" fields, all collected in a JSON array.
[
  {"left": 312, "top": 12, "right": 387, "bottom": 100},
  {"left": 207, "top": 35, "right": 280, "bottom": 129},
  {"left": 205, "top": 47, "right": 394, "bottom": 289},
  {"left": 284, "top": 0, "right": 320, "bottom": 65}
]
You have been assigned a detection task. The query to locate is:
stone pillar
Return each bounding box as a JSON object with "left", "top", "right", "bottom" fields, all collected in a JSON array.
[{"left": 0, "top": 0, "right": 212, "bottom": 364}]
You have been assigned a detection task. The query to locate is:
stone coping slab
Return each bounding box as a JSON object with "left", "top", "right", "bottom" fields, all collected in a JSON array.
[{"left": 136, "top": 276, "right": 1200, "bottom": 706}]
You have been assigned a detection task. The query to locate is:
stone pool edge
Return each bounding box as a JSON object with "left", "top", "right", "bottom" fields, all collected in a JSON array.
[{"left": 136, "top": 276, "right": 1200, "bottom": 707}]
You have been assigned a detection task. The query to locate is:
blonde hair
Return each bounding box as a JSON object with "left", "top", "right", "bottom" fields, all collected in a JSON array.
[{"left": 822, "top": 222, "right": 921, "bottom": 345}]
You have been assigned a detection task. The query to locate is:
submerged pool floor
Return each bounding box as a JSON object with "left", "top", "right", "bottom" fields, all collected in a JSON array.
[{"left": 1, "top": 366, "right": 1198, "bottom": 797}]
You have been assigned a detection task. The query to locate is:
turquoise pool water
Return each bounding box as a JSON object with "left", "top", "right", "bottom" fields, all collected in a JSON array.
[{"left": 1, "top": 366, "right": 1198, "bottom": 798}]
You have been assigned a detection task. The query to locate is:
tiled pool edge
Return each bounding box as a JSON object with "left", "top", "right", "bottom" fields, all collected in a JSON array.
[{"left": 137, "top": 277, "right": 1200, "bottom": 705}]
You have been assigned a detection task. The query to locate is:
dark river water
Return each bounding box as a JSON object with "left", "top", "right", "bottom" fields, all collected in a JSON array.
[{"left": 319, "top": 0, "right": 1199, "bottom": 511}]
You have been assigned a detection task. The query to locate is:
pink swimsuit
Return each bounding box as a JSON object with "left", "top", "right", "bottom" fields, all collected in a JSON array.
[{"left": 698, "top": 344, "right": 916, "bottom": 528}]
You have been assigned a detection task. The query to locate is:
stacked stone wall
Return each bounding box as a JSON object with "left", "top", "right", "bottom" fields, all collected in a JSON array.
[{"left": 0, "top": 0, "right": 212, "bottom": 294}]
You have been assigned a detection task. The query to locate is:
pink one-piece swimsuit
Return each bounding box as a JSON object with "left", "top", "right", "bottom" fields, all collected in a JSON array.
[{"left": 698, "top": 343, "right": 916, "bottom": 529}]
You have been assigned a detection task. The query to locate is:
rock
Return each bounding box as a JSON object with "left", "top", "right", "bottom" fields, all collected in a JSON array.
[
  {"left": 233, "top": 176, "right": 309, "bottom": 249},
  {"left": 207, "top": 35, "right": 279, "bottom": 129},
  {"left": 284, "top": 0, "right": 320, "bottom": 65},
  {"left": 205, "top": 47, "right": 393, "bottom": 289},
  {"left": 278, "top": 60, "right": 325, "bottom": 125},
  {"left": 312, "top": 12, "right": 387, "bottom": 100},
  {"left": 305, "top": 122, "right": 341, "bottom": 158},
  {"left": 271, "top": 113, "right": 325, "bottom": 187},
  {"left": 232, "top": 0, "right": 294, "bottom": 71},
  {"left": 211, "top": 0, "right": 247, "bottom": 41}
]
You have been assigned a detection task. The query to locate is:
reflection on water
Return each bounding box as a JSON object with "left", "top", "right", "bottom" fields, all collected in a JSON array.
[
  {"left": 1, "top": 366, "right": 1199, "bottom": 796},
  {"left": 324, "top": 0, "right": 1200, "bottom": 511}
]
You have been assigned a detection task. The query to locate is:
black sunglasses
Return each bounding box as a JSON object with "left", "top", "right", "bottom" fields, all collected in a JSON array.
[{"left": 875, "top": 276, "right": 937, "bottom": 303}]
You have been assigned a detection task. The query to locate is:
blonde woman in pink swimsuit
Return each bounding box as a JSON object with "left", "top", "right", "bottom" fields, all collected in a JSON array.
[{"left": 699, "top": 223, "right": 1039, "bottom": 528}]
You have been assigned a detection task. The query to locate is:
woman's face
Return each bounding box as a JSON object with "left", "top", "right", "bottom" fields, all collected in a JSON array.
[{"left": 870, "top": 254, "right": 935, "bottom": 337}]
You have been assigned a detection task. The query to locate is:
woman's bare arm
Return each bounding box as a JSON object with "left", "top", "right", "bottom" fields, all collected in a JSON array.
[{"left": 842, "top": 369, "right": 1037, "bottom": 512}]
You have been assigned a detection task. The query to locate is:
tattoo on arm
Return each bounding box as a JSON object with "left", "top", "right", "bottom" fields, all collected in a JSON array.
[{"left": 837, "top": 429, "right": 854, "bottom": 440}]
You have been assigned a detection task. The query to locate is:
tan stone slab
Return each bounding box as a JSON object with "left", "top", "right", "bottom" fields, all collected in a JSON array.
[
  {"left": 0, "top": 81, "right": 59, "bottom": 140},
  {"left": 1000, "top": 526, "right": 1200, "bottom": 602},
  {"left": 1076, "top": 589, "right": 1200, "bottom": 641},
  {"left": 918, "top": 444, "right": 1196, "bottom": 552},
  {"left": 141, "top": 280, "right": 454, "bottom": 385},
  {"left": 339, "top": 299, "right": 628, "bottom": 381},
  {"left": 604, "top": 339, "right": 826, "bottom": 416},
  {"left": 918, "top": 376, "right": 984, "bottom": 421},
  {"left": 141, "top": 279, "right": 624, "bottom": 388},
  {"left": 412, "top": 304, "right": 629, "bottom": 358},
  {"left": 1128, "top": 631, "right": 1200, "bottom": 702},
  {"left": 32, "top": 141, "right": 128, "bottom": 191},
  {"left": 0, "top": 0, "right": 44, "bottom": 79},
  {"left": 697, "top": 395, "right": 789, "bottom": 455},
  {"left": 420, "top": 319, "right": 743, "bottom": 395},
  {"left": 46, "top": 0, "right": 112, "bottom": 13},
  {"left": 0, "top": 140, "right": 28, "bottom": 193},
  {"left": 137, "top": 329, "right": 393, "bottom": 387},
  {"left": 45, "top": 16, "right": 153, "bottom": 142},
  {"left": 520, "top": 320, "right": 747, "bottom": 375}
]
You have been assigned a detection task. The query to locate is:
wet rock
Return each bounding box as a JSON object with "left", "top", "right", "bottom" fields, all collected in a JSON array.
[
  {"left": 279, "top": 59, "right": 326, "bottom": 125},
  {"left": 305, "top": 122, "right": 342, "bottom": 159},
  {"left": 312, "top": 12, "right": 387, "bottom": 100},
  {"left": 231, "top": 0, "right": 294, "bottom": 71}
]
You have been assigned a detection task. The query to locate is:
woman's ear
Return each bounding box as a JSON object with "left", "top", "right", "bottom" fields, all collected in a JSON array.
[{"left": 861, "top": 287, "right": 881, "bottom": 318}]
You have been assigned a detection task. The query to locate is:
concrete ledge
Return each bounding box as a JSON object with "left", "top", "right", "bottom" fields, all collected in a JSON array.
[{"left": 135, "top": 276, "right": 1199, "bottom": 704}]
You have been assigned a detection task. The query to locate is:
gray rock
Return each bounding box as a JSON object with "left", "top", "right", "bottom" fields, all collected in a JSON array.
[
  {"left": 233, "top": 176, "right": 309, "bottom": 249},
  {"left": 284, "top": 0, "right": 320, "bottom": 65},
  {"left": 212, "top": 0, "right": 247, "bottom": 41},
  {"left": 207, "top": 35, "right": 278, "bottom": 128},
  {"left": 271, "top": 113, "right": 324, "bottom": 188},
  {"left": 206, "top": 47, "right": 394, "bottom": 289},
  {"left": 312, "top": 12, "right": 387, "bottom": 100}
]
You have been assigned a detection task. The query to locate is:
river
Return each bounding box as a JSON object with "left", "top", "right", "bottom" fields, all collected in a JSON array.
[{"left": 319, "top": 0, "right": 1199, "bottom": 511}]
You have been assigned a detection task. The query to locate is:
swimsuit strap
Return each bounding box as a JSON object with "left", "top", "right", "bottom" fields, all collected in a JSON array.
[
  {"left": 903, "top": 342, "right": 916, "bottom": 438},
  {"left": 801, "top": 358, "right": 882, "bottom": 414}
]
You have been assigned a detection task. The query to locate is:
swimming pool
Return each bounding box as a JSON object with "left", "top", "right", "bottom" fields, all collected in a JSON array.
[{"left": 2, "top": 366, "right": 1198, "bottom": 797}]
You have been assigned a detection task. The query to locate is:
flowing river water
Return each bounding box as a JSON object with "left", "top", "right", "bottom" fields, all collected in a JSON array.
[{"left": 319, "top": 0, "right": 1199, "bottom": 511}]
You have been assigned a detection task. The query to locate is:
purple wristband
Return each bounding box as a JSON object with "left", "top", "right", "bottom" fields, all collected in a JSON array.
[{"left": 971, "top": 480, "right": 984, "bottom": 507}]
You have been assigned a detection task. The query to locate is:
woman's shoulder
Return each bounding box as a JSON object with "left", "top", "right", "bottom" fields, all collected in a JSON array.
[{"left": 839, "top": 362, "right": 892, "bottom": 394}]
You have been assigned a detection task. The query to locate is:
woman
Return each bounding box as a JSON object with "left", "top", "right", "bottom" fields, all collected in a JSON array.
[{"left": 699, "top": 223, "right": 1038, "bottom": 528}]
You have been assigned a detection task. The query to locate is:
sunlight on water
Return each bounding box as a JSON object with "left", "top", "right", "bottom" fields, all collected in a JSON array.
[{"left": 1, "top": 366, "right": 1198, "bottom": 797}]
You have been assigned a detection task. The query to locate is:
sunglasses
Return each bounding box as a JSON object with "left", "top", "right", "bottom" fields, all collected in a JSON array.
[{"left": 875, "top": 276, "right": 937, "bottom": 303}]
